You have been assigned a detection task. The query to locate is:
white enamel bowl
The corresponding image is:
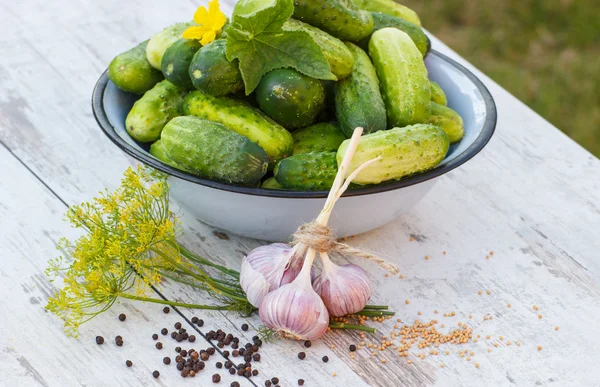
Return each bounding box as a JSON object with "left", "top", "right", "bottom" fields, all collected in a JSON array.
[{"left": 93, "top": 50, "right": 496, "bottom": 241}]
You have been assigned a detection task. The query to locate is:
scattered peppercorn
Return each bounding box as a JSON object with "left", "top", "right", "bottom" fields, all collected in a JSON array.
[
  {"left": 349, "top": 344, "right": 357, "bottom": 352},
  {"left": 271, "top": 377, "right": 280, "bottom": 384},
  {"left": 201, "top": 352, "right": 210, "bottom": 361},
  {"left": 171, "top": 332, "right": 177, "bottom": 339},
  {"left": 197, "top": 319, "right": 204, "bottom": 327},
  {"left": 298, "top": 352, "right": 306, "bottom": 360},
  {"left": 253, "top": 369, "right": 259, "bottom": 376},
  {"left": 216, "top": 362, "right": 223, "bottom": 369},
  {"left": 231, "top": 383, "right": 240, "bottom": 387},
  {"left": 152, "top": 333, "right": 158, "bottom": 340},
  {"left": 175, "top": 322, "right": 182, "bottom": 329},
  {"left": 304, "top": 340, "right": 311, "bottom": 348},
  {"left": 180, "top": 349, "right": 188, "bottom": 357},
  {"left": 322, "top": 356, "right": 329, "bottom": 363},
  {"left": 191, "top": 317, "right": 199, "bottom": 323},
  {"left": 118, "top": 313, "right": 126, "bottom": 322},
  {"left": 189, "top": 335, "right": 196, "bottom": 343},
  {"left": 207, "top": 348, "right": 216, "bottom": 355},
  {"left": 163, "top": 357, "right": 171, "bottom": 365},
  {"left": 163, "top": 307, "right": 170, "bottom": 314},
  {"left": 229, "top": 368, "right": 236, "bottom": 375},
  {"left": 95, "top": 336, "right": 104, "bottom": 345},
  {"left": 152, "top": 370, "right": 160, "bottom": 378},
  {"left": 212, "top": 373, "right": 221, "bottom": 383},
  {"left": 253, "top": 353, "right": 261, "bottom": 362},
  {"left": 241, "top": 324, "right": 249, "bottom": 331},
  {"left": 156, "top": 342, "right": 163, "bottom": 350},
  {"left": 125, "top": 360, "right": 132, "bottom": 367},
  {"left": 265, "top": 381, "right": 272, "bottom": 387},
  {"left": 160, "top": 328, "right": 168, "bottom": 336},
  {"left": 298, "top": 379, "right": 305, "bottom": 386}
]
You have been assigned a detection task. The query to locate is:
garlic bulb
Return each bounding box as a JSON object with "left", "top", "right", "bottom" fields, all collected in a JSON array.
[
  {"left": 258, "top": 250, "right": 329, "bottom": 341},
  {"left": 313, "top": 252, "right": 372, "bottom": 317},
  {"left": 239, "top": 243, "right": 305, "bottom": 307}
]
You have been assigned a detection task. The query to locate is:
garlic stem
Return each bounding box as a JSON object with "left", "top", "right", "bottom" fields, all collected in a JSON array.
[
  {"left": 294, "top": 247, "right": 317, "bottom": 289},
  {"left": 328, "top": 322, "right": 377, "bottom": 334},
  {"left": 319, "top": 252, "right": 336, "bottom": 273},
  {"left": 361, "top": 305, "right": 389, "bottom": 310}
]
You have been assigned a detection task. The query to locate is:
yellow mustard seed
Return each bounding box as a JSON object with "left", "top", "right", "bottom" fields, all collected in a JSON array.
[{"left": 537, "top": 346, "right": 542, "bottom": 351}]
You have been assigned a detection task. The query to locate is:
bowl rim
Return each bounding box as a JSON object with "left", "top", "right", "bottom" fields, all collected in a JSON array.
[{"left": 92, "top": 50, "right": 497, "bottom": 199}]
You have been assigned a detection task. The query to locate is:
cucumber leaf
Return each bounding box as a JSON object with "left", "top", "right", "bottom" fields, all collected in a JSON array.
[{"left": 226, "top": 0, "right": 336, "bottom": 95}]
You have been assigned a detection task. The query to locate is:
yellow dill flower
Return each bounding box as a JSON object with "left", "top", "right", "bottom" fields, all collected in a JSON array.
[{"left": 183, "top": 0, "right": 227, "bottom": 45}]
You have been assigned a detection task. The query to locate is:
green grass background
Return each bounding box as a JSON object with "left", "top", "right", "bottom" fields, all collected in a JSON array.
[{"left": 401, "top": 0, "right": 600, "bottom": 157}]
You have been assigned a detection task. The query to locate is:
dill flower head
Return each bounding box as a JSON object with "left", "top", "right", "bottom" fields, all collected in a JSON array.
[{"left": 46, "top": 166, "right": 179, "bottom": 335}]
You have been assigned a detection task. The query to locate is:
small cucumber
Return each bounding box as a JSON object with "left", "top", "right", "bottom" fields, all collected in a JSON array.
[
  {"left": 183, "top": 91, "right": 293, "bottom": 166},
  {"left": 274, "top": 152, "right": 338, "bottom": 190},
  {"left": 146, "top": 22, "right": 195, "bottom": 69},
  {"left": 430, "top": 81, "right": 448, "bottom": 106},
  {"left": 337, "top": 124, "right": 449, "bottom": 185},
  {"left": 359, "top": 13, "right": 429, "bottom": 57},
  {"left": 161, "top": 116, "right": 268, "bottom": 184},
  {"left": 149, "top": 139, "right": 190, "bottom": 171},
  {"left": 426, "top": 102, "right": 464, "bottom": 143},
  {"left": 161, "top": 38, "right": 202, "bottom": 89},
  {"left": 125, "top": 80, "right": 187, "bottom": 143},
  {"left": 334, "top": 42, "right": 387, "bottom": 137},
  {"left": 354, "top": 0, "right": 421, "bottom": 26},
  {"left": 256, "top": 68, "right": 325, "bottom": 130},
  {"left": 369, "top": 28, "right": 431, "bottom": 127},
  {"left": 189, "top": 39, "right": 244, "bottom": 96},
  {"left": 108, "top": 40, "right": 164, "bottom": 94},
  {"left": 292, "top": 122, "right": 347, "bottom": 155},
  {"left": 283, "top": 19, "right": 355, "bottom": 79},
  {"left": 262, "top": 177, "right": 286, "bottom": 190},
  {"left": 293, "top": 0, "right": 374, "bottom": 42}
]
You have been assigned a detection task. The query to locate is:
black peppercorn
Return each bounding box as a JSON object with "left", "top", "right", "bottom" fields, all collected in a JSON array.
[
  {"left": 177, "top": 362, "right": 184, "bottom": 371},
  {"left": 118, "top": 313, "right": 126, "bottom": 322},
  {"left": 233, "top": 337, "right": 240, "bottom": 344},
  {"left": 181, "top": 369, "right": 189, "bottom": 377},
  {"left": 156, "top": 342, "right": 163, "bottom": 350},
  {"left": 212, "top": 373, "right": 221, "bottom": 383},
  {"left": 241, "top": 323, "right": 249, "bottom": 331},
  {"left": 251, "top": 344, "right": 260, "bottom": 352},
  {"left": 223, "top": 350, "right": 230, "bottom": 358},
  {"left": 237, "top": 369, "right": 244, "bottom": 376},
  {"left": 190, "top": 351, "right": 199, "bottom": 360},
  {"left": 163, "top": 357, "right": 171, "bottom": 365},
  {"left": 304, "top": 340, "right": 311, "bottom": 348},
  {"left": 265, "top": 381, "right": 272, "bottom": 387},
  {"left": 231, "top": 343, "right": 239, "bottom": 349},
  {"left": 163, "top": 307, "right": 170, "bottom": 314},
  {"left": 224, "top": 360, "right": 233, "bottom": 368},
  {"left": 229, "top": 368, "right": 236, "bottom": 375},
  {"left": 152, "top": 333, "right": 159, "bottom": 340},
  {"left": 201, "top": 352, "right": 210, "bottom": 361},
  {"left": 223, "top": 337, "right": 232, "bottom": 345},
  {"left": 198, "top": 361, "right": 206, "bottom": 370},
  {"left": 161, "top": 328, "right": 168, "bottom": 336},
  {"left": 245, "top": 343, "right": 253, "bottom": 349},
  {"left": 207, "top": 348, "right": 216, "bottom": 355},
  {"left": 197, "top": 319, "right": 204, "bottom": 327},
  {"left": 252, "top": 369, "right": 259, "bottom": 376},
  {"left": 243, "top": 354, "right": 251, "bottom": 362},
  {"left": 217, "top": 342, "right": 224, "bottom": 348},
  {"left": 349, "top": 344, "right": 357, "bottom": 352},
  {"left": 238, "top": 348, "right": 245, "bottom": 356},
  {"left": 216, "top": 361, "right": 223, "bottom": 369},
  {"left": 175, "top": 346, "right": 182, "bottom": 353},
  {"left": 271, "top": 377, "right": 280, "bottom": 384},
  {"left": 231, "top": 382, "right": 241, "bottom": 387},
  {"left": 191, "top": 317, "right": 199, "bottom": 323},
  {"left": 95, "top": 336, "right": 104, "bottom": 345},
  {"left": 176, "top": 355, "right": 183, "bottom": 363},
  {"left": 253, "top": 353, "right": 261, "bottom": 362},
  {"left": 174, "top": 322, "right": 182, "bottom": 329},
  {"left": 125, "top": 360, "right": 132, "bottom": 367},
  {"left": 322, "top": 356, "right": 329, "bottom": 363},
  {"left": 298, "top": 352, "right": 306, "bottom": 360},
  {"left": 189, "top": 335, "right": 196, "bottom": 343},
  {"left": 298, "top": 379, "right": 305, "bottom": 386},
  {"left": 176, "top": 335, "right": 184, "bottom": 343},
  {"left": 115, "top": 335, "right": 122, "bottom": 341},
  {"left": 171, "top": 332, "right": 177, "bottom": 339},
  {"left": 152, "top": 370, "right": 160, "bottom": 378},
  {"left": 180, "top": 349, "right": 188, "bottom": 357}
]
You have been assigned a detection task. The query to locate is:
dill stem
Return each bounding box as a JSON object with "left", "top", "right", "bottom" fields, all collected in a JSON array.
[
  {"left": 172, "top": 241, "right": 240, "bottom": 278},
  {"left": 328, "top": 322, "right": 377, "bottom": 333},
  {"left": 118, "top": 293, "right": 233, "bottom": 310}
]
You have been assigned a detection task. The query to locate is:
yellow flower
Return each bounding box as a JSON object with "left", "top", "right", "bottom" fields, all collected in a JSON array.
[{"left": 183, "top": 0, "right": 227, "bottom": 45}]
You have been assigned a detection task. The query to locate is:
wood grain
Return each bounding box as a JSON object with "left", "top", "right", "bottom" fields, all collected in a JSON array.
[{"left": 0, "top": 0, "right": 599, "bottom": 386}]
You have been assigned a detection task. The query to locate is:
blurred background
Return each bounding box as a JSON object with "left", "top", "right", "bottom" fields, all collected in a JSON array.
[{"left": 402, "top": 0, "right": 600, "bottom": 157}]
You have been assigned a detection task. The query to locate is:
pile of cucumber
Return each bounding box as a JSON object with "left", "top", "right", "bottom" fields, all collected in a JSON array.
[{"left": 108, "top": 0, "right": 464, "bottom": 191}]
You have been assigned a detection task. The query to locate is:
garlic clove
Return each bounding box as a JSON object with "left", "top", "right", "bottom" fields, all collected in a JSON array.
[
  {"left": 259, "top": 280, "right": 329, "bottom": 341},
  {"left": 313, "top": 258, "right": 372, "bottom": 317},
  {"left": 239, "top": 258, "right": 271, "bottom": 308}
]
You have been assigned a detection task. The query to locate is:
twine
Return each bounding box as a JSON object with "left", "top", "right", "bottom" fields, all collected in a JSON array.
[{"left": 292, "top": 222, "right": 400, "bottom": 275}]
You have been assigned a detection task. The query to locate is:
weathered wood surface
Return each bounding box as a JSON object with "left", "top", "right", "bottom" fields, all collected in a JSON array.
[{"left": 1, "top": 0, "right": 600, "bottom": 386}]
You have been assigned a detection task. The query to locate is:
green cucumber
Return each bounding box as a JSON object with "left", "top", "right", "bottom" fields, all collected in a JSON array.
[
  {"left": 256, "top": 68, "right": 325, "bottom": 130},
  {"left": 283, "top": 19, "right": 355, "bottom": 79},
  {"left": 430, "top": 81, "right": 448, "bottom": 106},
  {"left": 292, "top": 122, "right": 347, "bottom": 155},
  {"left": 149, "top": 139, "right": 190, "bottom": 171},
  {"left": 189, "top": 39, "right": 244, "bottom": 96},
  {"left": 125, "top": 80, "right": 187, "bottom": 143},
  {"left": 161, "top": 116, "right": 268, "bottom": 184},
  {"left": 262, "top": 177, "right": 286, "bottom": 190},
  {"left": 293, "top": 0, "right": 374, "bottom": 42},
  {"left": 334, "top": 42, "right": 387, "bottom": 137},
  {"left": 183, "top": 91, "right": 293, "bottom": 166},
  {"left": 108, "top": 40, "right": 164, "bottom": 94},
  {"left": 369, "top": 28, "right": 431, "bottom": 127},
  {"left": 274, "top": 152, "right": 337, "bottom": 190},
  {"left": 337, "top": 124, "right": 448, "bottom": 185},
  {"left": 146, "top": 22, "right": 195, "bottom": 70},
  {"left": 354, "top": 0, "right": 421, "bottom": 26},
  {"left": 359, "top": 13, "right": 429, "bottom": 57},
  {"left": 161, "top": 38, "right": 202, "bottom": 89},
  {"left": 426, "top": 102, "right": 464, "bottom": 143}
]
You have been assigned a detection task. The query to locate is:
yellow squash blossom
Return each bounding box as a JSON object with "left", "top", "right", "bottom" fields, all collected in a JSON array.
[{"left": 183, "top": 0, "right": 227, "bottom": 45}]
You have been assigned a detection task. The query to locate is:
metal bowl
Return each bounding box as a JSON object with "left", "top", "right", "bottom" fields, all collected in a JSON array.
[{"left": 93, "top": 50, "right": 496, "bottom": 241}]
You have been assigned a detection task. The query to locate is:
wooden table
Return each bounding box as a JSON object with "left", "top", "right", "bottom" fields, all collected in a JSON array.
[{"left": 1, "top": 1, "right": 599, "bottom": 386}]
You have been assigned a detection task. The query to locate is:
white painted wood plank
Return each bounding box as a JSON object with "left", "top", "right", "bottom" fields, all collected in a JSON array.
[
  {"left": 0, "top": 0, "right": 599, "bottom": 386},
  {"left": 0, "top": 144, "right": 252, "bottom": 387}
]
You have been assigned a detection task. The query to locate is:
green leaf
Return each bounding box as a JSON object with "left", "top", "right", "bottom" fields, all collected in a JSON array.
[{"left": 227, "top": 0, "right": 336, "bottom": 94}]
